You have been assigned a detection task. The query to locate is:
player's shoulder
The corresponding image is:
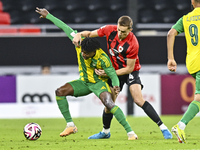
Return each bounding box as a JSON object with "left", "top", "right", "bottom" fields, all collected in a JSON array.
[
  {"left": 127, "top": 32, "right": 138, "bottom": 43},
  {"left": 98, "top": 49, "right": 109, "bottom": 59},
  {"left": 100, "top": 24, "right": 117, "bottom": 31}
]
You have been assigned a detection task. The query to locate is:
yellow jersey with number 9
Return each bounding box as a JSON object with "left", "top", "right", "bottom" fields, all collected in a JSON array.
[{"left": 182, "top": 8, "right": 200, "bottom": 74}]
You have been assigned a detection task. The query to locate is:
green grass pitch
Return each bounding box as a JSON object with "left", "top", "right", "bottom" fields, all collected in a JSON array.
[{"left": 0, "top": 115, "right": 200, "bottom": 150}]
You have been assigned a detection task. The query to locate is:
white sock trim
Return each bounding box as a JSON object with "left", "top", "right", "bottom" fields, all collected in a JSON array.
[
  {"left": 102, "top": 128, "right": 110, "bottom": 134},
  {"left": 178, "top": 121, "right": 186, "bottom": 130},
  {"left": 67, "top": 122, "right": 75, "bottom": 127},
  {"left": 159, "top": 123, "right": 168, "bottom": 130}
]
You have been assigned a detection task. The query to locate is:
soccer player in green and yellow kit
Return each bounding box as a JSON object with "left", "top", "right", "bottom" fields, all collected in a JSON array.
[
  {"left": 35, "top": 7, "right": 138, "bottom": 140},
  {"left": 167, "top": 0, "right": 200, "bottom": 143}
]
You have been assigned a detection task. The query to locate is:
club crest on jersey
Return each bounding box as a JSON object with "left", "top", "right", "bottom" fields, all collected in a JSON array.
[
  {"left": 109, "top": 49, "right": 115, "bottom": 56},
  {"left": 118, "top": 46, "right": 123, "bottom": 52}
]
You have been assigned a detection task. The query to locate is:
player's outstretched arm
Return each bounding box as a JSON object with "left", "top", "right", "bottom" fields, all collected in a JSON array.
[{"left": 35, "top": 7, "right": 76, "bottom": 41}]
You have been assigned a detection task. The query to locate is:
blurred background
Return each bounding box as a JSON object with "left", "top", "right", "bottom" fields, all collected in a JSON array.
[
  {"left": 0, "top": 0, "right": 191, "bottom": 74},
  {"left": 0, "top": 0, "right": 195, "bottom": 118}
]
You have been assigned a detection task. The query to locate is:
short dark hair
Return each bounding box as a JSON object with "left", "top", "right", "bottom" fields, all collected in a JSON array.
[
  {"left": 118, "top": 16, "right": 133, "bottom": 29},
  {"left": 81, "top": 37, "right": 100, "bottom": 52}
]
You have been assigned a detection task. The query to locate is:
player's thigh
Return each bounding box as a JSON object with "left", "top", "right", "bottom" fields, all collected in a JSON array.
[
  {"left": 129, "top": 84, "right": 145, "bottom": 106},
  {"left": 193, "top": 71, "right": 200, "bottom": 101},
  {"left": 68, "top": 79, "right": 91, "bottom": 97},
  {"left": 89, "top": 80, "right": 111, "bottom": 98}
]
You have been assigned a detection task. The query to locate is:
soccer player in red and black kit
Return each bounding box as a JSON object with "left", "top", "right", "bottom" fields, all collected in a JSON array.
[{"left": 73, "top": 16, "right": 172, "bottom": 139}]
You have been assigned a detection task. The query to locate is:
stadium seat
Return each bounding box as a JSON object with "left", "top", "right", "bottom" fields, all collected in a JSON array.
[
  {"left": 111, "top": 9, "right": 128, "bottom": 22},
  {"left": 137, "top": 0, "right": 151, "bottom": 11},
  {"left": 86, "top": 0, "right": 104, "bottom": 11},
  {"left": 153, "top": 0, "right": 170, "bottom": 11},
  {"left": 61, "top": 0, "right": 86, "bottom": 11},
  {"left": 0, "top": 1, "right": 3, "bottom": 12},
  {"left": 108, "top": 0, "right": 127, "bottom": 11},
  {"left": 0, "top": 28, "right": 18, "bottom": 35},
  {"left": 174, "top": 0, "right": 191, "bottom": 11},
  {"left": 92, "top": 9, "right": 124, "bottom": 23},
  {"left": 161, "top": 9, "right": 178, "bottom": 23},
  {"left": 50, "top": 10, "right": 74, "bottom": 24},
  {"left": 40, "top": 0, "right": 60, "bottom": 12},
  {"left": 0, "top": 12, "right": 10, "bottom": 24},
  {"left": 19, "top": 27, "right": 41, "bottom": 35},
  {"left": 9, "top": 10, "right": 23, "bottom": 24},
  {"left": 139, "top": 9, "right": 157, "bottom": 23},
  {"left": 1, "top": 0, "right": 16, "bottom": 12},
  {"left": 19, "top": 0, "right": 36, "bottom": 12},
  {"left": 72, "top": 10, "right": 88, "bottom": 23}
]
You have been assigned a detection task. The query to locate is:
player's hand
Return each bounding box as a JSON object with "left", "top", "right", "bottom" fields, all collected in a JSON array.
[
  {"left": 95, "top": 69, "right": 107, "bottom": 76},
  {"left": 167, "top": 59, "right": 177, "bottom": 72},
  {"left": 35, "top": 7, "right": 49, "bottom": 18},
  {"left": 113, "top": 86, "right": 120, "bottom": 95},
  {"left": 72, "top": 33, "right": 82, "bottom": 47}
]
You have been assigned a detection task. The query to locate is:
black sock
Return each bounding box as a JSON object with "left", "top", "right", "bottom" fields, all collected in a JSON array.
[
  {"left": 142, "top": 101, "right": 163, "bottom": 126},
  {"left": 102, "top": 109, "right": 113, "bottom": 129}
]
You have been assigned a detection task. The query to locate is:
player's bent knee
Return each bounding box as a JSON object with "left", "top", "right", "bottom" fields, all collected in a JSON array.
[
  {"left": 104, "top": 107, "right": 111, "bottom": 113},
  {"left": 55, "top": 88, "right": 66, "bottom": 96}
]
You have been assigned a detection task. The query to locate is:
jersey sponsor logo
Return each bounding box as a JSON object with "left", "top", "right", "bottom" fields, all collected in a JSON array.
[
  {"left": 101, "top": 86, "right": 106, "bottom": 90},
  {"left": 22, "top": 93, "right": 52, "bottom": 103},
  {"left": 92, "top": 63, "right": 96, "bottom": 67},
  {"left": 118, "top": 46, "right": 124, "bottom": 52}
]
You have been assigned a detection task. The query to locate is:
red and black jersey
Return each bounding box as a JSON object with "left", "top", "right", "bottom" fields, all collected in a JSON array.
[{"left": 97, "top": 25, "right": 141, "bottom": 71}]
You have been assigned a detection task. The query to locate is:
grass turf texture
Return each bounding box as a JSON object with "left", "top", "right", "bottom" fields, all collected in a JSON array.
[{"left": 0, "top": 115, "right": 200, "bottom": 150}]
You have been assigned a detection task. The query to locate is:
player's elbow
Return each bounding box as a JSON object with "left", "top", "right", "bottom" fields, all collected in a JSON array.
[
  {"left": 167, "top": 28, "right": 178, "bottom": 38},
  {"left": 126, "top": 67, "right": 134, "bottom": 74}
]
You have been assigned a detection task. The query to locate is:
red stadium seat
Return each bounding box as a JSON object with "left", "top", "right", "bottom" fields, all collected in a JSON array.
[
  {"left": 0, "top": 12, "right": 11, "bottom": 24},
  {"left": 0, "top": 1, "right": 3, "bottom": 12},
  {"left": 0, "top": 28, "right": 18, "bottom": 35},
  {"left": 18, "top": 27, "right": 41, "bottom": 35}
]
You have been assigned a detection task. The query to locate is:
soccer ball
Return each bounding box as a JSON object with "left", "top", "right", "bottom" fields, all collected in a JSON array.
[{"left": 23, "top": 123, "right": 42, "bottom": 140}]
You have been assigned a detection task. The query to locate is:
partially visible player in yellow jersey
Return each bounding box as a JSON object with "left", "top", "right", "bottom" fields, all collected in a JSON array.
[
  {"left": 167, "top": 0, "right": 200, "bottom": 143},
  {"left": 35, "top": 7, "right": 138, "bottom": 140}
]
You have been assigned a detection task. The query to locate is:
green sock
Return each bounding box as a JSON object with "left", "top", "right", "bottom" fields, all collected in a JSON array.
[
  {"left": 56, "top": 96, "right": 73, "bottom": 123},
  {"left": 181, "top": 100, "right": 200, "bottom": 125},
  {"left": 111, "top": 105, "right": 132, "bottom": 133}
]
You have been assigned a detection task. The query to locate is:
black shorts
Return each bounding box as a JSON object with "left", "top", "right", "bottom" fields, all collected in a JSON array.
[{"left": 108, "top": 71, "right": 143, "bottom": 91}]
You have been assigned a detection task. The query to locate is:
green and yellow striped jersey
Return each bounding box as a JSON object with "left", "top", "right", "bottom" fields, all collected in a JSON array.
[
  {"left": 172, "top": 8, "right": 200, "bottom": 74},
  {"left": 76, "top": 46, "right": 116, "bottom": 83},
  {"left": 46, "top": 13, "right": 119, "bottom": 86}
]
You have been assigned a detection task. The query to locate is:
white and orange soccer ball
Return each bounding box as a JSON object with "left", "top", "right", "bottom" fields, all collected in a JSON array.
[{"left": 23, "top": 123, "right": 42, "bottom": 140}]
